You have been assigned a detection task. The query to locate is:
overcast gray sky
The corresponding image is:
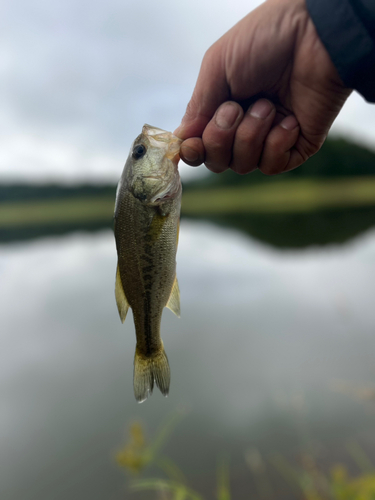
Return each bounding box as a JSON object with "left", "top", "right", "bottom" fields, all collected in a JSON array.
[{"left": 0, "top": 0, "right": 374, "bottom": 184}]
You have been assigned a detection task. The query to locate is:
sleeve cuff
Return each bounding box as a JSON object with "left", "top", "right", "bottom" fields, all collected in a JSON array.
[{"left": 306, "top": 0, "right": 375, "bottom": 102}]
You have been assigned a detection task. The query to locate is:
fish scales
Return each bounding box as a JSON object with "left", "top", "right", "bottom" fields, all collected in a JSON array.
[
  {"left": 114, "top": 125, "right": 182, "bottom": 402},
  {"left": 117, "top": 194, "right": 179, "bottom": 353}
]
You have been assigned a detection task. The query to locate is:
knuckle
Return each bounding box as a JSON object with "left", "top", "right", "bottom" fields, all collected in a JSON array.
[
  {"left": 205, "top": 161, "right": 228, "bottom": 173},
  {"left": 202, "top": 127, "right": 229, "bottom": 152},
  {"left": 259, "top": 165, "right": 282, "bottom": 176},
  {"left": 231, "top": 162, "right": 257, "bottom": 175},
  {"left": 204, "top": 140, "right": 231, "bottom": 170},
  {"left": 205, "top": 152, "right": 230, "bottom": 170},
  {"left": 259, "top": 151, "right": 287, "bottom": 176},
  {"left": 203, "top": 42, "right": 217, "bottom": 63},
  {"left": 267, "top": 134, "right": 287, "bottom": 156},
  {"left": 297, "top": 135, "right": 324, "bottom": 161},
  {"left": 184, "top": 96, "right": 199, "bottom": 121},
  {"left": 204, "top": 136, "right": 225, "bottom": 152},
  {"left": 236, "top": 127, "right": 258, "bottom": 146}
]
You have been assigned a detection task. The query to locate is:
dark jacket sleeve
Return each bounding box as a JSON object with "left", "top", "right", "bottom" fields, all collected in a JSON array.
[{"left": 305, "top": 0, "right": 375, "bottom": 102}]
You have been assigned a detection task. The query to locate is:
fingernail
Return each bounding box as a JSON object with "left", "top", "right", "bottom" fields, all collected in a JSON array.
[
  {"left": 181, "top": 145, "right": 199, "bottom": 163},
  {"left": 215, "top": 103, "right": 240, "bottom": 129},
  {"left": 250, "top": 99, "right": 273, "bottom": 119},
  {"left": 281, "top": 115, "right": 299, "bottom": 131}
]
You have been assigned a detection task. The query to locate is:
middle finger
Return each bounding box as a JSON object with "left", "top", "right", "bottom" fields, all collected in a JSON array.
[
  {"left": 230, "top": 99, "right": 275, "bottom": 174},
  {"left": 202, "top": 101, "right": 243, "bottom": 173}
]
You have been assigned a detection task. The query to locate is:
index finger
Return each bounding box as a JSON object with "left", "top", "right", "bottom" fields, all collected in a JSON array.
[{"left": 174, "top": 43, "right": 230, "bottom": 140}]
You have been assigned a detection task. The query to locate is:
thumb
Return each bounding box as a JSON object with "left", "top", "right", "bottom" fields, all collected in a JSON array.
[{"left": 174, "top": 44, "right": 230, "bottom": 140}]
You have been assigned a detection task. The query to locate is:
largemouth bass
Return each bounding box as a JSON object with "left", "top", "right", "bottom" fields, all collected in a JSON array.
[{"left": 114, "top": 124, "right": 182, "bottom": 403}]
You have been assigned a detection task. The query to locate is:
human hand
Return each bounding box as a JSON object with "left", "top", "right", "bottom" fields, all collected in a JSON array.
[{"left": 174, "top": 0, "right": 351, "bottom": 175}]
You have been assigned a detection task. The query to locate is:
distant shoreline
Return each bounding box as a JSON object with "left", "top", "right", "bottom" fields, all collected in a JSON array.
[{"left": 0, "top": 176, "right": 375, "bottom": 230}]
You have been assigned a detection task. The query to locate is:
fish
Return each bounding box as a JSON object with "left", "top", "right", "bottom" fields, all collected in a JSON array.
[{"left": 114, "top": 124, "right": 182, "bottom": 403}]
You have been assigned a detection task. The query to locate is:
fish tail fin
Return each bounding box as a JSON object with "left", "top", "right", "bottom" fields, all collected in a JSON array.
[{"left": 133, "top": 344, "right": 170, "bottom": 403}]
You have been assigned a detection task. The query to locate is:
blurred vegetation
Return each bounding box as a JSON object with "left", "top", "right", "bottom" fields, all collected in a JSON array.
[
  {"left": 0, "top": 182, "right": 115, "bottom": 203},
  {"left": 1, "top": 137, "right": 375, "bottom": 246},
  {"left": 180, "top": 138, "right": 375, "bottom": 247},
  {"left": 182, "top": 138, "right": 375, "bottom": 192},
  {"left": 0, "top": 184, "right": 116, "bottom": 243},
  {"left": 116, "top": 412, "right": 226, "bottom": 500},
  {"left": 117, "top": 412, "right": 375, "bottom": 500},
  {"left": 182, "top": 178, "right": 375, "bottom": 214}
]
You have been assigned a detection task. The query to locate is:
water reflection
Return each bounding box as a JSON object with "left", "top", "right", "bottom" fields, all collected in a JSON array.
[
  {"left": 192, "top": 205, "right": 375, "bottom": 248},
  {"left": 0, "top": 219, "right": 110, "bottom": 244},
  {"left": 2, "top": 205, "right": 375, "bottom": 248},
  {"left": 1, "top": 222, "right": 375, "bottom": 499}
]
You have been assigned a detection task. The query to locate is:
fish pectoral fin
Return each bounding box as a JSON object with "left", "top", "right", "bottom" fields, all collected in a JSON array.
[
  {"left": 166, "top": 275, "right": 180, "bottom": 318},
  {"left": 115, "top": 264, "right": 130, "bottom": 323}
]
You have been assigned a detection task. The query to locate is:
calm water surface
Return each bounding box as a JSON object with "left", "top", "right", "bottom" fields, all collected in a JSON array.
[{"left": 2, "top": 221, "right": 375, "bottom": 499}]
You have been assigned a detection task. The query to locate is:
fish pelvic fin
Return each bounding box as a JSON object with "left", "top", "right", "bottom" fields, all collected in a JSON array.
[
  {"left": 115, "top": 264, "right": 129, "bottom": 323},
  {"left": 166, "top": 275, "right": 180, "bottom": 318},
  {"left": 133, "top": 344, "right": 170, "bottom": 403}
]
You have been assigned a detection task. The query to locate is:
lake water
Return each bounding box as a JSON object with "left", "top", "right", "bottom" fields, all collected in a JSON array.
[{"left": 2, "top": 221, "right": 375, "bottom": 499}]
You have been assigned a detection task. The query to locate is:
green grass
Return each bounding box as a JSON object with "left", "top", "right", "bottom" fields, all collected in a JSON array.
[
  {"left": 117, "top": 415, "right": 375, "bottom": 500},
  {"left": 0, "top": 196, "right": 115, "bottom": 227},
  {"left": 181, "top": 177, "right": 375, "bottom": 215}
]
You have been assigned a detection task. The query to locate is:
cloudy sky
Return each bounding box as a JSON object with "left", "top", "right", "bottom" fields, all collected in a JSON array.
[{"left": 1, "top": 0, "right": 374, "bottom": 184}]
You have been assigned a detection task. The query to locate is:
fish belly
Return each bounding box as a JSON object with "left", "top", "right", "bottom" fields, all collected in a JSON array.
[{"left": 114, "top": 189, "right": 180, "bottom": 401}]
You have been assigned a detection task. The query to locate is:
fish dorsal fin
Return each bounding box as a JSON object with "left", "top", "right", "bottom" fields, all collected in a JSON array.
[
  {"left": 166, "top": 275, "right": 180, "bottom": 318},
  {"left": 115, "top": 264, "right": 130, "bottom": 323}
]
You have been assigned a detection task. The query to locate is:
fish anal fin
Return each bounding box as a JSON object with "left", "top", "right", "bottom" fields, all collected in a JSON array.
[
  {"left": 166, "top": 275, "right": 180, "bottom": 318},
  {"left": 115, "top": 264, "right": 130, "bottom": 323}
]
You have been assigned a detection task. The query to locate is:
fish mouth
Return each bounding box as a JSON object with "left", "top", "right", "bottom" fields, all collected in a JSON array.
[
  {"left": 142, "top": 124, "right": 182, "bottom": 164},
  {"left": 142, "top": 124, "right": 170, "bottom": 138}
]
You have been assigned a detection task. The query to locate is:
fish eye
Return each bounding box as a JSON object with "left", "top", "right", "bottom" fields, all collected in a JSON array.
[{"left": 132, "top": 144, "right": 146, "bottom": 160}]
